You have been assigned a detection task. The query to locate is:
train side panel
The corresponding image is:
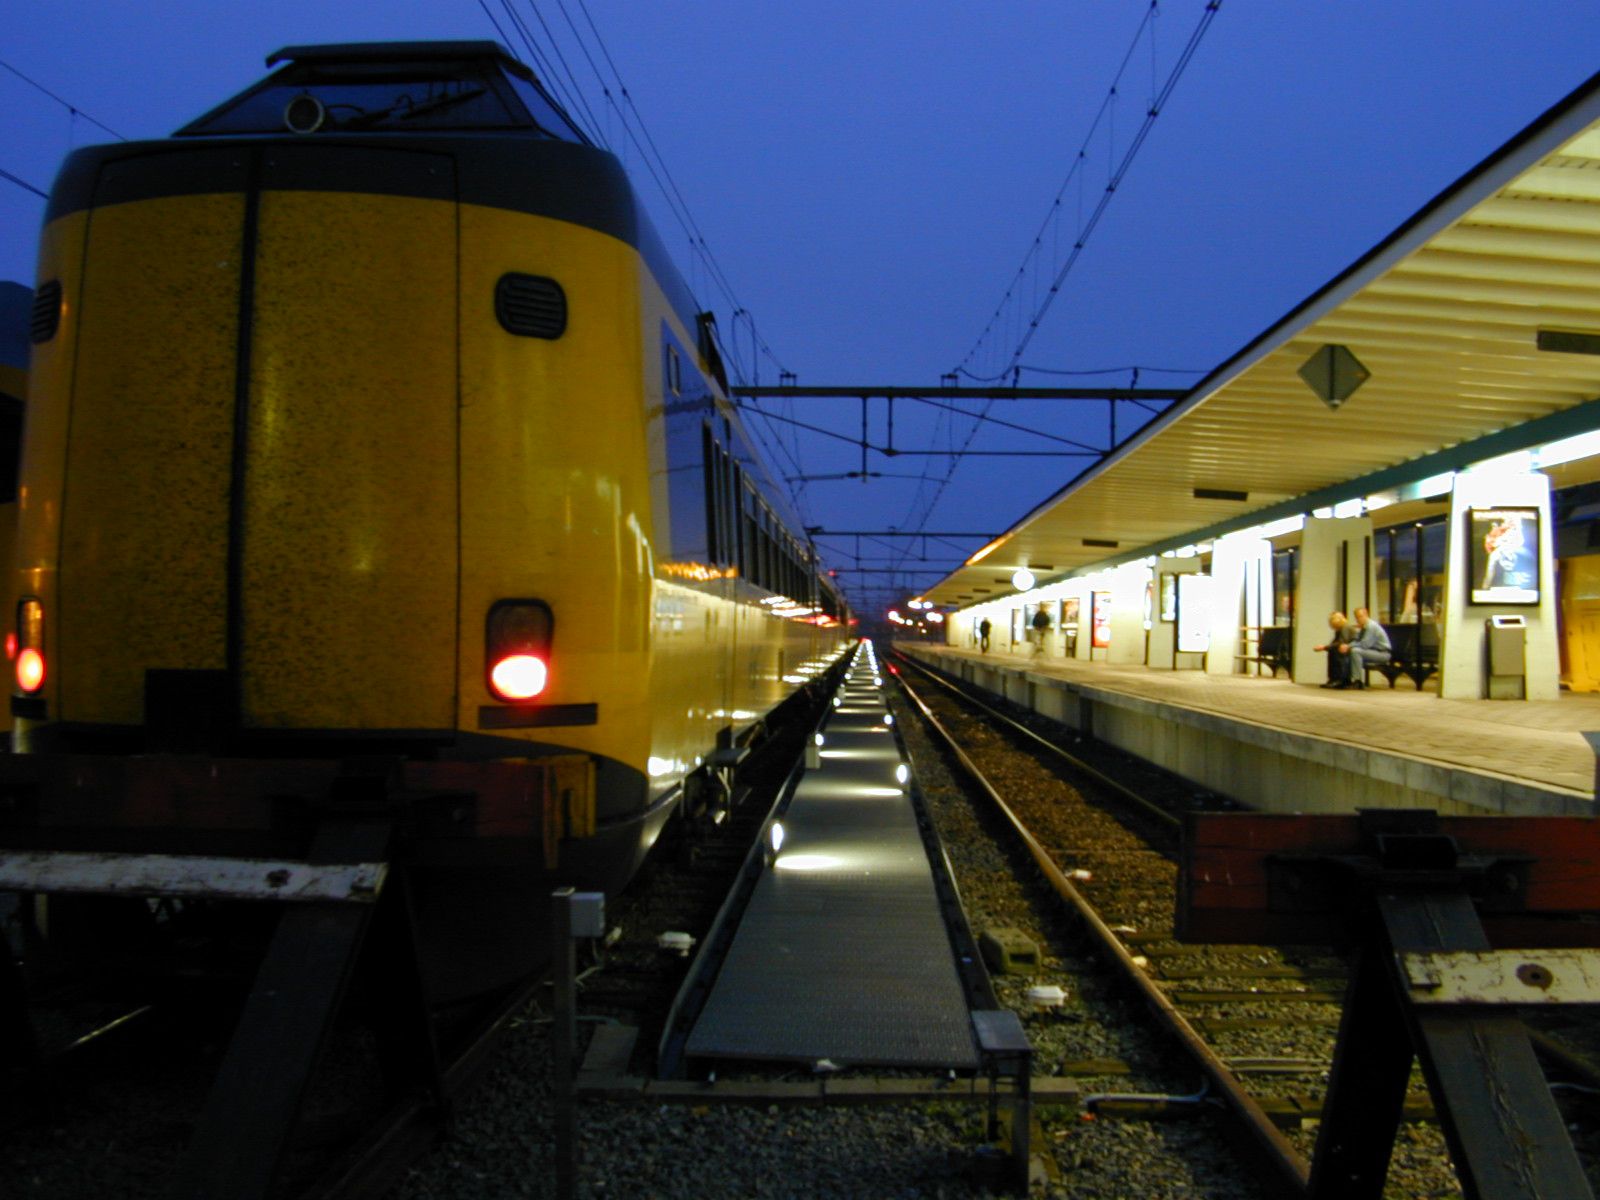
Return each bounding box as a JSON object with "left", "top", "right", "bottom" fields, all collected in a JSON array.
[
  {"left": 457, "top": 203, "right": 654, "bottom": 807},
  {"left": 637, "top": 295, "right": 735, "bottom": 787},
  {"left": 15, "top": 211, "right": 92, "bottom": 731}
]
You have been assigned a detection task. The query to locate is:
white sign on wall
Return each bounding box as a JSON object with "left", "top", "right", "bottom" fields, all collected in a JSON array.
[{"left": 1176, "top": 574, "right": 1214, "bottom": 653}]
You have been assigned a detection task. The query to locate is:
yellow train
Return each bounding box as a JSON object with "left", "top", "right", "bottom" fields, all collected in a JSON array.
[
  {"left": 5, "top": 42, "right": 850, "bottom": 993},
  {"left": 0, "top": 282, "right": 24, "bottom": 728}
]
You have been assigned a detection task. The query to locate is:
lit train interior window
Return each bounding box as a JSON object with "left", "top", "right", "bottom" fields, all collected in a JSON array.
[{"left": 178, "top": 56, "right": 585, "bottom": 141}]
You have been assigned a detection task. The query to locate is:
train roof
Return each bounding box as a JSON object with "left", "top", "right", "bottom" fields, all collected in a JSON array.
[
  {"left": 264, "top": 41, "right": 530, "bottom": 78},
  {"left": 178, "top": 40, "right": 588, "bottom": 144}
]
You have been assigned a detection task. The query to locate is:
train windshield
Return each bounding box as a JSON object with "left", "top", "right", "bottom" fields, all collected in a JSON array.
[{"left": 177, "top": 61, "right": 586, "bottom": 140}]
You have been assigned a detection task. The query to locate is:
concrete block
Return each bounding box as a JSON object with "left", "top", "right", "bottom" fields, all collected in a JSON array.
[{"left": 980, "top": 927, "right": 1041, "bottom": 975}]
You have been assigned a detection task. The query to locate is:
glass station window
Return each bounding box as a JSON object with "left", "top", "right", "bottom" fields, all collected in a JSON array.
[
  {"left": 1376, "top": 519, "right": 1445, "bottom": 624},
  {"left": 1271, "top": 547, "right": 1296, "bottom": 626}
]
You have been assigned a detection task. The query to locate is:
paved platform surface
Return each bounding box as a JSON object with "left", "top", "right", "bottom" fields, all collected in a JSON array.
[
  {"left": 685, "top": 644, "right": 978, "bottom": 1070},
  {"left": 907, "top": 643, "right": 1600, "bottom": 800}
]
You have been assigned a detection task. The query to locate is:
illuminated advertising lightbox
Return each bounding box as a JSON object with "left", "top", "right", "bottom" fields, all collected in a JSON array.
[
  {"left": 1176, "top": 574, "right": 1214, "bottom": 653},
  {"left": 1159, "top": 574, "right": 1177, "bottom": 623},
  {"left": 1467, "top": 507, "right": 1539, "bottom": 605},
  {"left": 1091, "top": 591, "right": 1112, "bottom": 648}
]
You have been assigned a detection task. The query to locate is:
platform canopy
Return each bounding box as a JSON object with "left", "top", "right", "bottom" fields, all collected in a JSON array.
[{"left": 925, "top": 68, "right": 1600, "bottom": 610}]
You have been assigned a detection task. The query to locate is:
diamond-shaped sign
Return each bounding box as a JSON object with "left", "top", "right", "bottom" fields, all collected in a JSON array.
[{"left": 1297, "top": 344, "right": 1370, "bottom": 410}]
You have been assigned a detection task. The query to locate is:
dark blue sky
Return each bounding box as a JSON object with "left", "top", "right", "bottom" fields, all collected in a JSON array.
[{"left": 5, "top": 3, "right": 1600, "bottom": 613}]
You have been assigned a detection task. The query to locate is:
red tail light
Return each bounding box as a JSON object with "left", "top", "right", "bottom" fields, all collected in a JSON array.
[
  {"left": 14, "top": 598, "right": 44, "bottom": 694},
  {"left": 15, "top": 649, "right": 43, "bottom": 693},
  {"left": 486, "top": 600, "right": 553, "bottom": 703},
  {"left": 490, "top": 653, "right": 548, "bottom": 700}
]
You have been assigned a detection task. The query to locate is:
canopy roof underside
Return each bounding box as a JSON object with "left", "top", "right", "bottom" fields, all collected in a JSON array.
[{"left": 926, "top": 70, "right": 1600, "bottom": 609}]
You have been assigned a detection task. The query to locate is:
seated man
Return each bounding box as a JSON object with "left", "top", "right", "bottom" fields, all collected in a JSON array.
[
  {"left": 1345, "top": 607, "right": 1392, "bottom": 689},
  {"left": 1311, "top": 611, "right": 1355, "bottom": 688}
]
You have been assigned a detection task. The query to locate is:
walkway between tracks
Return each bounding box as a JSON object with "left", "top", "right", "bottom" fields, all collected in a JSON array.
[{"left": 684, "top": 643, "right": 978, "bottom": 1070}]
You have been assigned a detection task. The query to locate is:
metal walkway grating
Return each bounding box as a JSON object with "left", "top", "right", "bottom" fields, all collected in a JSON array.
[{"left": 685, "top": 646, "right": 978, "bottom": 1069}]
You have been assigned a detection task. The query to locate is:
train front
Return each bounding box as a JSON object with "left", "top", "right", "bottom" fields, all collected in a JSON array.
[{"left": 6, "top": 42, "right": 658, "bottom": 995}]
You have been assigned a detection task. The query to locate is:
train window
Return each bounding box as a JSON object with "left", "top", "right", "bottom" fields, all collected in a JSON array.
[
  {"left": 743, "top": 486, "right": 760, "bottom": 586},
  {"left": 695, "top": 312, "right": 729, "bottom": 395},
  {"left": 666, "top": 345, "right": 682, "bottom": 396},
  {"left": 495, "top": 274, "right": 566, "bottom": 339},
  {"left": 765, "top": 510, "right": 778, "bottom": 592},
  {"left": 756, "top": 507, "right": 769, "bottom": 589},
  {"left": 0, "top": 395, "right": 19, "bottom": 503},
  {"left": 701, "top": 424, "right": 719, "bottom": 565},
  {"left": 502, "top": 74, "right": 588, "bottom": 143},
  {"left": 731, "top": 464, "right": 745, "bottom": 575}
]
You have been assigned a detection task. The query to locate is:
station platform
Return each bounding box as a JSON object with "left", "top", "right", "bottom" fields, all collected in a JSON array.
[
  {"left": 897, "top": 643, "right": 1600, "bottom": 819},
  {"left": 684, "top": 643, "right": 979, "bottom": 1070}
]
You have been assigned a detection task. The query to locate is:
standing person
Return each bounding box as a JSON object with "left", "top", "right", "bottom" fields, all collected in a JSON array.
[
  {"left": 1311, "top": 612, "right": 1355, "bottom": 688},
  {"left": 978, "top": 617, "right": 992, "bottom": 652},
  {"left": 1345, "top": 607, "right": 1392, "bottom": 689},
  {"left": 1030, "top": 606, "right": 1051, "bottom": 655}
]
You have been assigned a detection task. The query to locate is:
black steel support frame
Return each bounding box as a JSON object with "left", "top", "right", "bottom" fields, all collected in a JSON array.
[
  {"left": 172, "top": 799, "right": 443, "bottom": 1200},
  {"left": 973, "top": 1011, "right": 1033, "bottom": 1193},
  {"left": 552, "top": 888, "right": 578, "bottom": 1200},
  {"left": 1309, "top": 884, "right": 1592, "bottom": 1198},
  {"left": 1, "top": 938, "right": 37, "bottom": 1068}
]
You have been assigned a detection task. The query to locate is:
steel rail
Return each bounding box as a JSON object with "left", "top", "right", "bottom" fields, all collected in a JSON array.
[
  {"left": 892, "top": 667, "right": 1312, "bottom": 1197},
  {"left": 304, "top": 972, "right": 545, "bottom": 1199},
  {"left": 890, "top": 651, "right": 1181, "bottom": 833}
]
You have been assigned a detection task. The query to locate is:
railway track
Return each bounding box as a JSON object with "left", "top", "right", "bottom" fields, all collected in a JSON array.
[
  {"left": 886, "top": 649, "right": 1430, "bottom": 1196},
  {"left": 0, "top": 682, "right": 837, "bottom": 1200}
]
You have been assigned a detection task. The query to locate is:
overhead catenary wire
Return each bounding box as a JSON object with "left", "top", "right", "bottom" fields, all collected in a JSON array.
[
  {"left": 530, "top": 0, "right": 813, "bottom": 525},
  {"left": 524, "top": 2, "right": 611, "bottom": 146},
  {"left": 887, "top": 4, "right": 1173, "bottom": 568},
  {"left": 957, "top": 1, "right": 1223, "bottom": 381},
  {"left": 0, "top": 58, "right": 126, "bottom": 142},
  {"left": 488, "top": 0, "right": 797, "bottom": 397},
  {"left": 1004, "top": 0, "right": 1224, "bottom": 370},
  {"left": 1019, "top": 362, "right": 1207, "bottom": 376},
  {"left": 878, "top": 1, "right": 1222, "bottom": 589},
  {"left": 0, "top": 166, "right": 47, "bottom": 199},
  {"left": 486, "top": 0, "right": 601, "bottom": 144},
  {"left": 952, "top": 4, "right": 1161, "bottom": 380},
  {"left": 570, "top": 0, "right": 793, "bottom": 383}
]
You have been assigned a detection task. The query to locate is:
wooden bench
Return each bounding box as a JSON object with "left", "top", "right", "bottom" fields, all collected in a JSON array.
[
  {"left": 1367, "top": 622, "right": 1439, "bottom": 689},
  {"left": 1236, "top": 625, "right": 1292, "bottom": 677}
]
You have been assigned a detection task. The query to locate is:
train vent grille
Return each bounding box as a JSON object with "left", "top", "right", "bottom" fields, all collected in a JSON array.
[
  {"left": 495, "top": 273, "right": 567, "bottom": 339},
  {"left": 30, "top": 280, "right": 62, "bottom": 344}
]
